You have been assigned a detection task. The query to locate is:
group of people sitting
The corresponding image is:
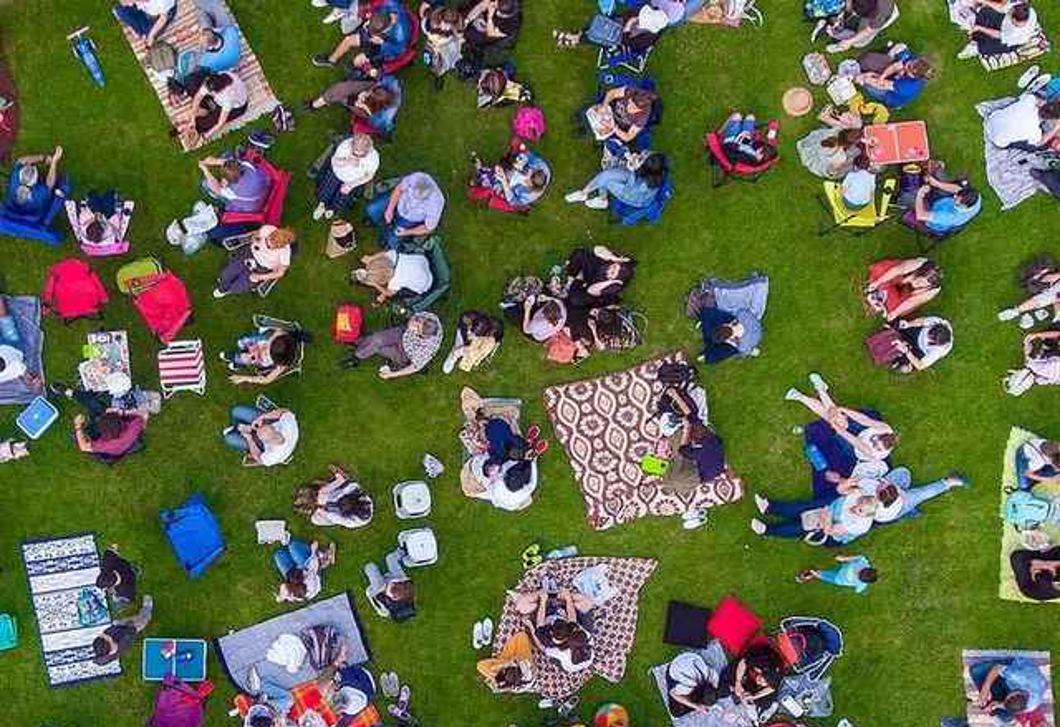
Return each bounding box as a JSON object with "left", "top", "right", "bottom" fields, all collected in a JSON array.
[
  {"left": 750, "top": 373, "right": 967, "bottom": 544},
  {"left": 1007, "top": 435, "right": 1060, "bottom": 600},
  {"left": 503, "top": 245, "right": 639, "bottom": 364},
  {"left": 1000, "top": 257, "right": 1060, "bottom": 394},
  {"left": 951, "top": 0, "right": 1043, "bottom": 62},
  {"left": 806, "top": 0, "right": 899, "bottom": 54}
]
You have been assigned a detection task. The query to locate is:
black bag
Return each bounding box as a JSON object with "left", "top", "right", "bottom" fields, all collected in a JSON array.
[{"left": 657, "top": 362, "right": 695, "bottom": 387}]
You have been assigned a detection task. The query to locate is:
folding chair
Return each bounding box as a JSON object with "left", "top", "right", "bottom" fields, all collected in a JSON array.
[
  {"left": 241, "top": 395, "right": 294, "bottom": 467},
  {"left": 818, "top": 177, "right": 896, "bottom": 236},
  {"left": 158, "top": 339, "right": 206, "bottom": 398}
]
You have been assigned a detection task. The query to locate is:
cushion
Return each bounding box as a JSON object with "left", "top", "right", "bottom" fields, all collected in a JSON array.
[
  {"left": 663, "top": 600, "right": 713, "bottom": 648},
  {"left": 706, "top": 595, "right": 761, "bottom": 655}
]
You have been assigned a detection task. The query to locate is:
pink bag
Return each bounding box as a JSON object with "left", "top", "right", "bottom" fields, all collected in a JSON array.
[{"left": 513, "top": 106, "right": 546, "bottom": 141}]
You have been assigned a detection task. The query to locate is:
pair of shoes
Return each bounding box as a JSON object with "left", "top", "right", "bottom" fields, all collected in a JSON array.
[
  {"left": 754, "top": 493, "right": 770, "bottom": 514},
  {"left": 784, "top": 387, "right": 802, "bottom": 402},
  {"left": 957, "top": 41, "right": 979, "bottom": 60},
  {"left": 998, "top": 307, "right": 1020, "bottom": 322},
  {"left": 750, "top": 518, "right": 767, "bottom": 535},
  {"left": 1019, "top": 313, "right": 1036, "bottom": 329},
  {"left": 311, "top": 53, "right": 336, "bottom": 68},
  {"left": 245, "top": 665, "right": 263, "bottom": 695},
  {"left": 313, "top": 202, "right": 328, "bottom": 221},
  {"left": 522, "top": 543, "right": 542, "bottom": 569},
  {"left": 808, "top": 371, "right": 828, "bottom": 392},
  {"left": 681, "top": 509, "right": 708, "bottom": 530},
  {"left": 564, "top": 189, "right": 588, "bottom": 203},
  {"left": 310, "top": 0, "right": 328, "bottom": 6},
  {"left": 795, "top": 570, "right": 816, "bottom": 584},
  {"left": 584, "top": 195, "right": 609, "bottom": 210},
  {"left": 471, "top": 617, "right": 494, "bottom": 649},
  {"left": 48, "top": 382, "right": 74, "bottom": 399},
  {"left": 379, "top": 671, "right": 400, "bottom": 698}
]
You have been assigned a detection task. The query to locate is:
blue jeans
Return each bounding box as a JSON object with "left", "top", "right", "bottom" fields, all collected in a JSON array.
[
  {"left": 721, "top": 115, "right": 756, "bottom": 143},
  {"left": 113, "top": 4, "right": 176, "bottom": 37},
  {"left": 273, "top": 539, "right": 312, "bottom": 578},
  {"left": 485, "top": 418, "right": 518, "bottom": 466},
  {"left": 365, "top": 192, "right": 420, "bottom": 250},
  {"left": 763, "top": 496, "right": 832, "bottom": 538},
  {"left": 583, "top": 168, "right": 656, "bottom": 208},
  {"left": 260, "top": 680, "right": 294, "bottom": 714},
  {"left": 223, "top": 405, "right": 263, "bottom": 452},
  {"left": 886, "top": 467, "right": 956, "bottom": 518},
  {"left": 1016, "top": 449, "right": 1034, "bottom": 491},
  {"left": 0, "top": 314, "right": 21, "bottom": 346}
]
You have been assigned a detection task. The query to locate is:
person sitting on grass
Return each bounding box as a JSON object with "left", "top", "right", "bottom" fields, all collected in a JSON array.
[
  {"left": 863, "top": 257, "right": 943, "bottom": 322},
  {"left": 520, "top": 294, "right": 568, "bottom": 343},
  {"left": 1006, "top": 328, "right": 1060, "bottom": 394},
  {"left": 583, "top": 84, "right": 659, "bottom": 145},
  {"left": 365, "top": 550, "right": 416, "bottom": 620},
  {"left": 352, "top": 249, "right": 433, "bottom": 307},
  {"left": 50, "top": 383, "right": 148, "bottom": 461},
  {"left": 886, "top": 315, "right": 954, "bottom": 372},
  {"left": 1010, "top": 546, "right": 1060, "bottom": 601},
  {"left": 97, "top": 545, "right": 139, "bottom": 610},
  {"left": 957, "top": 0, "right": 1040, "bottom": 60},
  {"left": 198, "top": 155, "right": 271, "bottom": 216},
  {"left": 92, "top": 595, "right": 154, "bottom": 666},
  {"left": 969, "top": 656, "right": 1049, "bottom": 722},
  {"left": 292, "top": 464, "right": 374, "bottom": 529},
  {"left": 303, "top": 77, "right": 402, "bottom": 131},
  {"left": 855, "top": 42, "right": 933, "bottom": 109},
  {"left": 221, "top": 403, "right": 299, "bottom": 466},
  {"left": 112, "top": 0, "right": 176, "bottom": 46},
  {"left": 470, "top": 144, "right": 551, "bottom": 209},
  {"left": 786, "top": 372, "right": 898, "bottom": 465},
  {"left": 0, "top": 295, "right": 41, "bottom": 391},
  {"left": 213, "top": 225, "right": 295, "bottom": 299},
  {"left": 313, "top": 133, "right": 380, "bottom": 221},
  {"left": 815, "top": 0, "right": 897, "bottom": 54},
  {"left": 797, "top": 554, "right": 877, "bottom": 594},
  {"left": 173, "top": 71, "right": 250, "bottom": 147},
  {"left": 5, "top": 146, "right": 65, "bottom": 218},
  {"left": 311, "top": 4, "right": 413, "bottom": 75},
  {"left": 364, "top": 172, "right": 445, "bottom": 249},
  {"left": 463, "top": 0, "right": 523, "bottom": 59},
  {"left": 564, "top": 152, "right": 668, "bottom": 211},
  {"left": 223, "top": 328, "right": 305, "bottom": 386},
  {"left": 274, "top": 539, "right": 336, "bottom": 603},
  {"left": 477, "top": 631, "right": 535, "bottom": 694},
  {"left": 442, "top": 310, "right": 504, "bottom": 374},
  {"left": 338, "top": 311, "right": 443, "bottom": 379},
  {"left": 751, "top": 491, "right": 879, "bottom": 545},
  {"left": 1015, "top": 436, "right": 1060, "bottom": 489},
  {"left": 999, "top": 259, "right": 1060, "bottom": 328}
]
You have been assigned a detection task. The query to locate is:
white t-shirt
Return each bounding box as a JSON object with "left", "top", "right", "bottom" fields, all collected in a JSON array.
[
  {"left": 140, "top": 0, "right": 176, "bottom": 17},
  {"left": 987, "top": 95, "right": 1043, "bottom": 148},
  {"left": 1001, "top": 8, "right": 1039, "bottom": 47},
  {"left": 487, "top": 460, "right": 537, "bottom": 512},
  {"left": 251, "top": 227, "right": 292, "bottom": 271},
  {"left": 331, "top": 139, "right": 380, "bottom": 188},
  {"left": 0, "top": 344, "right": 26, "bottom": 384},
  {"left": 214, "top": 73, "right": 249, "bottom": 110},
  {"left": 914, "top": 316, "right": 954, "bottom": 368},
  {"left": 386, "top": 251, "right": 433, "bottom": 294},
  {"left": 261, "top": 412, "right": 299, "bottom": 467},
  {"left": 841, "top": 169, "right": 877, "bottom": 207}
]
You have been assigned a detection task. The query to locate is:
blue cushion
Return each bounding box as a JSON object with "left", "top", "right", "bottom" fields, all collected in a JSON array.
[{"left": 161, "top": 493, "right": 225, "bottom": 579}]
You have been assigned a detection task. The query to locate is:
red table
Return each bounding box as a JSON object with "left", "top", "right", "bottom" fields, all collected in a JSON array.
[{"left": 864, "top": 121, "right": 930, "bottom": 165}]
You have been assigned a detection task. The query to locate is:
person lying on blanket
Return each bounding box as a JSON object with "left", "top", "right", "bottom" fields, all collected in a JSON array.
[
  {"left": 173, "top": 71, "right": 250, "bottom": 147},
  {"left": 477, "top": 632, "right": 536, "bottom": 693},
  {"left": 1006, "top": 329, "right": 1060, "bottom": 394},
  {"left": 292, "top": 464, "right": 374, "bottom": 529},
  {"left": 1015, "top": 436, "right": 1060, "bottom": 489},
  {"left": 969, "top": 656, "right": 1049, "bottom": 721},
  {"left": 337, "top": 312, "right": 443, "bottom": 379},
  {"left": 520, "top": 594, "right": 595, "bottom": 674},
  {"left": 986, "top": 95, "right": 1060, "bottom": 150},
  {"left": 817, "top": 466, "right": 968, "bottom": 523},
  {"left": 855, "top": 42, "right": 933, "bottom": 109},
  {"left": 0, "top": 295, "right": 41, "bottom": 390},
  {"left": 303, "top": 77, "right": 402, "bottom": 132},
  {"left": 5, "top": 146, "right": 64, "bottom": 218},
  {"left": 909, "top": 173, "right": 981, "bottom": 236},
  {"left": 213, "top": 225, "right": 295, "bottom": 298},
  {"left": 113, "top": 0, "right": 176, "bottom": 46},
  {"left": 224, "top": 327, "right": 304, "bottom": 386},
  {"left": 1010, "top": 546, "right": 1060, "bottom": 601},
  {"left": 957, "top": 0, "right": 1040, "bottom": 60},
  {"left": 751, "top": 491, "right": 879, "bottom": 545},
  {"left": 273, "top": 539, "right": 336, "bottom": 603},
  {"left": 352, "top": 249, "right": 433, "bottom": 307},
  {"left": 469, "top": 143, "right": 551, "bottom": 208},
  {"left": 171, "top": 25, "right": 243, "bottom": 94},
  {"left": 786, "top": 372, "right": 898, "bottom": 465},
  {"left": 92, "top": 595, "right": 154, "bottom": 666},
  {"left": 813, "top": 0, "right": 896, "bottom": 54},
  {"left": 697, "top": 293, "right": 762, "bottom": 363},
  {"left": 863, "top": 257, "right": 943, "bottom": 322},
  {"left": 311, "top": 3, "right": 413, "bottom": 75}
]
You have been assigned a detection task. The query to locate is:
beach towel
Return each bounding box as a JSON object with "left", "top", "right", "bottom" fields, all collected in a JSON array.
[
  {"left": 492, "top": 556, "right": 656, "bottom": 700},
  {"left": 543, "top": 352, "right": 743, "bottom": 530},
  {"left": 963, "top": 650, "right": 1054, "bottom": 727},
  {"left": 978, "top": 98, "right": 1055, "bottom": 210},
  {"left": 115, "top": 0, "right": 280, "bottom": 152},
  {"left": 21, "top": 533, "right": 122, "bottom": 687},
  {"left": 215, "top": 593, "right": 370, "bottom": 693},
  {"left": 0, "top": 295, "right": 44, "bottom": 405},
  {"left": 999, "top": 427, "right": 1060, "bottom": 603}
]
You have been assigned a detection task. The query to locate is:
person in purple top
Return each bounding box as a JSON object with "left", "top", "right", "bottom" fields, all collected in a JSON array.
[
  {"left": 364, "top": 171, "right": 445, "bottom": 249},
  {"left": 198, "top": 156, "right": 270, "bottom": 213}
]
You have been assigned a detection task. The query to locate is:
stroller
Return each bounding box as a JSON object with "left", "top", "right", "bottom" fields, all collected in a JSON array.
[{"left": 775, "top": 616, "right": 844, "bottom": 681}]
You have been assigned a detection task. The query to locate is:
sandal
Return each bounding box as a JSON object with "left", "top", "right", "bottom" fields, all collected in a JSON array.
[{"left": 521, "top": 543, "right": 543, "bottom": 570}]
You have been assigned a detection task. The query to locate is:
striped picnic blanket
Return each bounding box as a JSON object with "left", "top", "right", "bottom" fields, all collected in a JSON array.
[{"left": 115, "top": 0, "right": 280, "bottom": 152}]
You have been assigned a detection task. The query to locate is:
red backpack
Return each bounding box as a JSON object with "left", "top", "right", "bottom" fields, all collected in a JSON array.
[
  {"left": 42, "top": 258, "right": 109, "bottom": 322},
  {"left": 333, "top": 303, "right": 363, "bottom": 344}
]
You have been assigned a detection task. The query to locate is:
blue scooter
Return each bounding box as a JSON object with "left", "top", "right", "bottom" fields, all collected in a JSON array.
[{"left": 68, "top": 26, "right": 105, "bottom": 88}]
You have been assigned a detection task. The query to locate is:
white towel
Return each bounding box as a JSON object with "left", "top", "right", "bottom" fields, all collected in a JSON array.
[{"left": 266, "top": 633, "right": 306, "bottom": 674}]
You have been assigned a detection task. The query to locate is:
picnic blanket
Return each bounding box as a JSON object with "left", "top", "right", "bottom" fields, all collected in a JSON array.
[
  {"left": 543, "top": 352, "right": 743, "bottom": 530},
  {"left": 649, "top": 643, "right": 757, "bottom": 727},
  {"left": 978, "top": 98, "right": 1055, "bottom": 210},
  {"left": 215, "top": 593, "right": 370, "bottom": 693},
  {"left": 21, "top": 533, "right": 122, "bottom": 687},
  {"left": 0, "top": 295, "right": 44, "bottom": 405},
  {"left": 116, "top": 0, "right": 280, "bottom": 152},
  {"left": 492, "top": 556, "right": 656, "bottom": 700},
  {"left": 963, "top": 649, "right": 1055, "bottom": 727},
  {"left": 999, "top": 427, "right": 1060, "bottom": 603}
]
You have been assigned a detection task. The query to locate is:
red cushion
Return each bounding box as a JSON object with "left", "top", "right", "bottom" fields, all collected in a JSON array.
[{"left": 706, "top": 595, "right": 762, "bottom": 655}]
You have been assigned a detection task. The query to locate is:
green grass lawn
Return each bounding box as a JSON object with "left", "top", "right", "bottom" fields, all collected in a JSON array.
[{"left": 1, "top": 0, "right": 1059, "bottom": 725}]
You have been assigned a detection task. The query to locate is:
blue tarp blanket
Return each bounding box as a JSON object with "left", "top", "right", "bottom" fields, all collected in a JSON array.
[
  {"left": 0, "top": 295, "right": 44, "bottom": 405},
  {"left": 215, "top": 593, "right": 370, "bottom": 693},
  {"left": 161, "top": 493, "right": 225, "bottom": 580}
]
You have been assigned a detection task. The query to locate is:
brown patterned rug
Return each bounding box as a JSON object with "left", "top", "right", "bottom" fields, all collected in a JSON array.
[
  {"left": 491, "top": 556, "right": 656, "bottom": 700},
  {"left": 543, "top": 351, "right": 743, "bottom": 531},
  {"left": 115, "top": 0, "right": 280, "bottom": 152}
]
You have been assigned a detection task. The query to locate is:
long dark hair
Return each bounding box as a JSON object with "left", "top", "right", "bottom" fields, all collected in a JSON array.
[{"left": 636, "top": 153, "right": 667, "bottom": 188}]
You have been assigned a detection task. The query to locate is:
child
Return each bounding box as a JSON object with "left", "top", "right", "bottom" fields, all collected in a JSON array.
[{"left": 797, "top": 554, "right": 877, "bottom": 593}]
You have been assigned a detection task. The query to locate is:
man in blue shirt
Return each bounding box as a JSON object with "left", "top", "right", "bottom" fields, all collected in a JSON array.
[
  {"left": 5, "top": 145, "right": 63, "bottom": 218},
  {"left": 857, "top": 45, "right": 932, "bottom": 109},
  {"left": 311, "top": 2, "right": 413, "bottom": 72},
  {"left": 911, "top": 172, "right": 981, "bottom": 236}
]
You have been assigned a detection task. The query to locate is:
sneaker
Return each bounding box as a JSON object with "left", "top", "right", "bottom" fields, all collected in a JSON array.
[
  {"left": 808, "top": 372, "right": 828, "bottom": 392},
  {"left": 323, "top": 7, "right": 345, "bottom": 23},
  {"left": 1035, "top": 308, "right": 1052, "bottom": 321},
  {"left": 212, "top": 288, "right": 228, "bottom": 299},
  {"left": 313, "top": 202, "right": 327, "bottom": 221},
  {"left": 957, "top": 41, "right": 979, "bottom": 60},
  {"left": 222, "top": 426, "right": 235, "bottom": 437},
  {"left": 380, "top": 671, "right": 400, "bottom": 698},
  {"left": 324, "top": 208, "right": 334, "bottom": 220},
  {"left": 165, "top": 220, "right": 186, "bottom": 246},
  {"left": 481, "top": 617, "right": 493, "bottom": 646},
  {"left": 397, "top": 684, "right": 411, "bottom": 709},
  {"left": 584, "top": 195, "right": 609, "bottom": 210},
  {"left": 564, "top": 189, "right": 589, "bottom": 203},
  {"left": 795, "top": 570, "right": 816, "bottom": 583},
  {"left": 311, "top": 53, "right": 336, "bottom": 68},
  {"left": 784, "top": 387, "right": 802, "bottom": 402},
  {"left": 998, "top": 307, "right": 1020, "bottom": 322},
  {"left": 1018, "top": 64, "right": 1041, "bottom": 89},
  {"left": 441, "top": 347, "right": 460, "bottom": 374},
  {"left": 754, "top": 493, "right": 769, "bottom": 514},
  {"left": 311, "top": 0, "right": 328, "bottom": 6},
  {"left": 682, "top": 513, "right": 707, "bottom": 530},
  {"left": 537, "top": 698, "right": 557, "bottom": 710},
  {"left": 472, "top": 620, "right": 485, "bottom": 649},
  {"left": 750, "top": 518, "right": 767, "bottom": 535},
  {"left": 526, "top": 424, "right": 541, "bottom": 442},
  {"left": 1019, "top": 313, "right": 1036, "bottom": 330},
  {"left": 48, "top": 382, "right": 73, "bottom": 399},
  {"left": 945, "top": 471, "right": 970, "bottom": 488},
  {"left": 809, "top": 18, "right": 827, "bottom": 43}
]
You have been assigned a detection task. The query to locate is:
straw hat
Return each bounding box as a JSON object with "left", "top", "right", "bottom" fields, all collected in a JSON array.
[{"left": 783, "top": 87, "right": 814, "bottom": 117}]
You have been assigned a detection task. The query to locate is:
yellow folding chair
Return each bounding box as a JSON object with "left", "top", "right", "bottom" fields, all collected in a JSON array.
[{"left": 819, "top": 177, "right": 897, "bottom": 236}]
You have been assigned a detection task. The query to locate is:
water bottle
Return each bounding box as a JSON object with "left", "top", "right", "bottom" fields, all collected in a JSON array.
[
  {"left": 546, "top": 545, "right": 578, "bottom": 560},
  {"left": 804, "top": 443, "right": 828, "bottom": 472}
]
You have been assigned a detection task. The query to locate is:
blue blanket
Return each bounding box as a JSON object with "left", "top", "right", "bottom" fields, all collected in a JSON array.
[{"left": 0, "top": 295, "right": 44, "bottom": 405}]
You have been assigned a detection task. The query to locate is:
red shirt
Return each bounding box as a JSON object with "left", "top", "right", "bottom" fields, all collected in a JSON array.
[{"left": 90, "top": 415, "right": 145, "bottom": 457}]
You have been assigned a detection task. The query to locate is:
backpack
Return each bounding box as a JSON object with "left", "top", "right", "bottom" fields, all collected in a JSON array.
[
  {"left": 596, "top": 309, "right": 644, "bottom": 351},
  {"left": 76, "top": 588, "right": 108, "bottom": 627},
  {"left": 513, "top": 106, "right": 546, "bottom": 142},
  {"left": 42, "top": 258, "right": 109, "bottom": 322},
  {"left": 116, "top": 257, "right": 165, "bottom": 295},
  {"left": 333, "top": 303, "right": 363, "bottom": 344},
  {"left": 1003, "top": 489, "right": 1057, "bottom": 530},
  {"left": 300, "top": 624, "right": 342, "bottom": 672},
  {"left": 804, "top": 0, "right": 844, "bottom": 18}
]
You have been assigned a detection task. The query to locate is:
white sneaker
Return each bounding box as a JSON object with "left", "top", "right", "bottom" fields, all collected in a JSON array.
[
  {"left": 564, "top": 190, "right": 588, "bottom": 203},
  {"left": 472, "top": 621, "right": 484, "bottom": 649},
  {"left": 997, "top": 308, "right": 1019, "bottom": 322},
  {"left": 957, "top": 42, "right": 979, "bottom": 60},
  {"left": 808, "top": 372, "right": 828, "bottom": 392},
  {"left": 750, "top": 518, "right": 767, "bottom": 535},
  {"left": 584, "top": 195, "right": 609, "bottom": 210},
  {"left": 313, "top": 202, "right": 327, "bottom": 221},
  {"left": 809, "top": 18, "right": 827, "bottom": 43},
  {"left": 441, "top": 348, "right": 460, "bottom": 374},
  {"left": 323, "top": 8, "right": 345, "bottom": 23},
  {"left": 311, "top": 0, "right": 328, "bottom": 6},
  {"left": 1035, "top": 308, "right": 1051, "bottom": 321},
  {"left": 1019, "top": 313, "right": 1036, "bottom": 330},
  {"left": 166, "top": 220, "right": 185, "bottom": 246},
  {"left": 212, "top": 288, "right": 228, "bottom": 299},
  {"left": 1018, "top": 64, "right": 1041, "bottom": 89},
  {"left": 324, "top": 208, "right": 335, "bottom": 220},
  {"left": 784, "top": 387, "right": 801, "bottom": 402},
  {"left": 481, "top": 617, "right": 494, "bottom": 646},
  {"left": 754, "top": 493, "right": 769, "bottom": 514}
]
